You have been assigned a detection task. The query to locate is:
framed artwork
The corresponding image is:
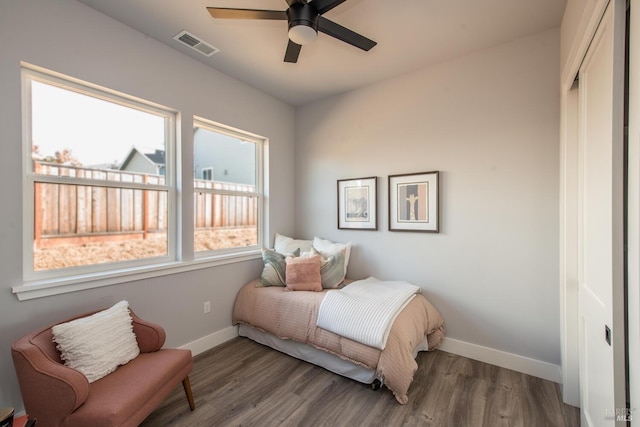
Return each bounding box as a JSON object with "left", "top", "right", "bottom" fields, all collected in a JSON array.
[
  {"left": 388, "top": 171, "right": 439, "bottom": 232},
  {"left": 337, "top": 176, "right": 377, "bottom": 230}
]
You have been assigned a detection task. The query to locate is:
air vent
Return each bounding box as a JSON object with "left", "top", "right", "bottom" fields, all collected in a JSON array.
[{"left": 173, "top": 30, "right": 219, "bottom": 57}]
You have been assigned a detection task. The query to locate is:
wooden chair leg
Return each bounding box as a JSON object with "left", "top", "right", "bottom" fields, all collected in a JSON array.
[{"left": 182, "top": 376, "right": 195, "bottom": 410}]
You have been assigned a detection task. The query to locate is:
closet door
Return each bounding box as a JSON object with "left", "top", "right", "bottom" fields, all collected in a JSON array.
[{"left": 577, "top": 0, "right": 627, "bottom": 425}]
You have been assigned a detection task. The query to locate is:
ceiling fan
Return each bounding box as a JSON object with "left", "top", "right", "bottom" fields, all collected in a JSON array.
[{"left": 207, "top": 0, "right": 377, "bottom": 63}]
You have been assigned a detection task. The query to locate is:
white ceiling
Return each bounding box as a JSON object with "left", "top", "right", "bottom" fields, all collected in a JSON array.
[{"left": 76, "top": 0, "right": 567, "bottom": 106}]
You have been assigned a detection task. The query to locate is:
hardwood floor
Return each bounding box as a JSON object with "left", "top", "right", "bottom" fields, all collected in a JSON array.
[{"left": 141, "top": 337, "right": 580, "bottom": 427}]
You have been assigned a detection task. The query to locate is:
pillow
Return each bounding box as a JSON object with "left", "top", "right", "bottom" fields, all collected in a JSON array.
[
  {"left": 308, "top": 246, "right": 347, "bottom": 289},
  {"left": 274, "top": 233, "right": 313, "bottom": 255},
  {"left": 285, "top": 255, "right": 322, "bottom": 292},
  {"left": 257, "top": 247, "right": 300, "bottom": 287},
  {"left": 312, "top": 236, "right": 352, "bottom": 276},
  {"left": 51, "top": 300, "right": 140, "bottom": 383}
]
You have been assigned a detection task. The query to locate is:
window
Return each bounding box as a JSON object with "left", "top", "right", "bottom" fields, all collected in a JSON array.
[
  {"left": 202, "top": 167, "right": 213, "bottom": 181},
  {"left": 193, "top": 118, "right": 263, "bottom": 255},
  {"left": 16, "top": 65, "right": 266, "bottom": 299},
  {"left": 22, "top": 66, "right": 176, "bottom": 281}
]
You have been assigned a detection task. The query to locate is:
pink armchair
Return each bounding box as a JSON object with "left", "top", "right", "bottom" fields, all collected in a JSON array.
[{"left": 11, "top": 308, "right": 195, "bottom": 427}]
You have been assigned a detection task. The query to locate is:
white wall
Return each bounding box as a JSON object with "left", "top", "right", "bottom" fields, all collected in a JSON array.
[
  {"left": 295, "top": 29, "right": 561, "bottom": 371},
  {"left": 0, "top": 0, "right": 295, "bottom": 413}
]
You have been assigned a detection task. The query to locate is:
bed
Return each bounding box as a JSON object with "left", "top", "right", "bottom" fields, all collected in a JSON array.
[{"left": 232, "top": 277, "right": 445, "bottom": 404}]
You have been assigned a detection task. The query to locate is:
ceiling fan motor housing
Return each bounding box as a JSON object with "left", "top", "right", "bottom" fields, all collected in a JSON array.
[
  {"left": 287, "top": 3, "right": 319, "bottom": 44},
  {"left": 206, "top": 1, "right": 376, "bottom": 62}
]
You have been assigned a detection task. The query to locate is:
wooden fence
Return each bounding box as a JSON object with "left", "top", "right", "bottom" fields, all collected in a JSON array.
[
  {"left": 34, "top": 162, "right": 257, "bottom": 249},
  {"left": 194, "top": 180, "right": 258, "bottom": 230}
]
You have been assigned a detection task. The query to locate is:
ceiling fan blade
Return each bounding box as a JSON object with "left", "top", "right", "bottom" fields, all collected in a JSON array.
[
  {"left": 318, "top": 17, "right": 376, "bottom": 51},
  {"left": 285, "top": 0, "right": 305, "bottom": 6},
  {"left": 308, "top": 0, "right": 347, "bottom": 15},
  {"left": 284, "top": 40, "right": 302, "bottom": 63},
  {"left": 207, "top": 7, "right": 287, "bottom": 20}
]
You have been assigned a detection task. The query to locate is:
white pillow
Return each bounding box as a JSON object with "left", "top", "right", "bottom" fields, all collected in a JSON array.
[
  {"left": 274, "top": 233, "right": 313, "bottom": 254},
  {"left": 52, "top": 300, "right": 140, "bottom": 383},
  {"left": 313, "top": 236, "right": 352, "bottom": 275}
]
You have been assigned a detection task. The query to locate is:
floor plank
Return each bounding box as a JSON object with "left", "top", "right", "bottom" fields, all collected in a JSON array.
[{"left": 141, "top": 337, "right": 579, "bottom": 427}]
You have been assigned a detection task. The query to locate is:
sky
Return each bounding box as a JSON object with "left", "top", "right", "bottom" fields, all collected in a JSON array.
[{"left": 31, "top": 80, "right": 166, "bottom": 167}]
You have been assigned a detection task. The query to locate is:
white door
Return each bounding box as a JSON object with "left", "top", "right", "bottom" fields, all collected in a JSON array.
[{"left": 577, "top": 0, "right": 627, "bottom": 425}]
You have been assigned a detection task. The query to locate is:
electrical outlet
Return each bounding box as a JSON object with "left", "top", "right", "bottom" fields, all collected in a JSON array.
[{"left": 203, "top": 301, "right": 211, "bottom": 314}]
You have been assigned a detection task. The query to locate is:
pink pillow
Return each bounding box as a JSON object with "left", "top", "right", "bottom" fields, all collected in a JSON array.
[{"left": 285, "top": 255, "right": 322, "bottom": 292}]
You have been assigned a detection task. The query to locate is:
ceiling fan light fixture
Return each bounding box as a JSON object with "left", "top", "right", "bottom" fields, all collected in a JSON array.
[
  {"left": 286, "top": 3, "right": 319, "bottom": 46},
  {"left": 288, "top": 23, "right": 317, "bottom": 45},
  {"left": 206, "top": 0, "right": 376, "bottom": 63}
]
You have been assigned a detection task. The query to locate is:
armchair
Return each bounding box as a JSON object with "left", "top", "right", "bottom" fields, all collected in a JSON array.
[{"left": 11, "top": 308, "right": 195, "bottom": 427}]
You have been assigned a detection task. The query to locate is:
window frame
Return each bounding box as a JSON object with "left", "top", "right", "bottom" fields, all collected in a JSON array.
[
  {"left": 13, "top": 65, "right": 266, "bottom": 301},
  {"left": 20, "top": 66, "right": 179, "bottom": 281},
  {"left": 192, "top": 116, "right": 264, "bottom": 258}
]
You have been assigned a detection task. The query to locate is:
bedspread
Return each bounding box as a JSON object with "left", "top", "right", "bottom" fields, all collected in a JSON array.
[{"left": 232, "top": 279, "right": 445, "bottom": 404}]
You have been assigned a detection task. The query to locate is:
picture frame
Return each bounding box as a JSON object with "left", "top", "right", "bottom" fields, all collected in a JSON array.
[
  {"left": 337, "top": 176, "right": 378, "bottom": 230},
  {"left": 388, "top": 171, "right": 439, "bottom": 232}
]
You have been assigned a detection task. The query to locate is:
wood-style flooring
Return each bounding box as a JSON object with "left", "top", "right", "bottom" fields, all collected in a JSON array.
[{"left": 141, "top": 337, "right": 580, "bottom": 427}]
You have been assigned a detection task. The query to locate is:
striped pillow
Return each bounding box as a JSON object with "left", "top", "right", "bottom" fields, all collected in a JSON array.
[
  {"left": 313, "top": 237, "right": 352, "bottom": 276},
  {"left": 257, "top": 247, "right": 300, "bottom": 287},
  {"left": 308, "top": 246, "right": 347, "bottom": 289}
]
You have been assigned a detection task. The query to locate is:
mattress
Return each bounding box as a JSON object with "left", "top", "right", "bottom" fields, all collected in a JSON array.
[{"left": 239, "top": 323, "right": 379, "bottom": 384}]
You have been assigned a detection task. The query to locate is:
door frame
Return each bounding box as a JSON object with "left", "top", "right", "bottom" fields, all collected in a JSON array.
[
  {"left": 559, "top": 0, "right": 631, "bottom": 412},
  {"left": 560, "top": 0, "right": 610, "bottom": 407}
]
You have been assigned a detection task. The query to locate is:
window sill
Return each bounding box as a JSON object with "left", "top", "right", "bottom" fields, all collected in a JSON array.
[{"left": 13, "top": 249, "right": 262, "bottom": 301}]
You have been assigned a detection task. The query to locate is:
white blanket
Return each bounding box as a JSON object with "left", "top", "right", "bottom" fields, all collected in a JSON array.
[{"left": 316, "top": 277, "right": 420, "bottom": 350}]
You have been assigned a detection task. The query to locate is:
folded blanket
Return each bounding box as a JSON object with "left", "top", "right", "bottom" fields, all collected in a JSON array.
[{"left": 317, "top": 277, "right": 420, "bottom": 349}]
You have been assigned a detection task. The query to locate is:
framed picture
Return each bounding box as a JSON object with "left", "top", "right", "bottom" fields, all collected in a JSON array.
[
  {"left": 388, "top": 171, "right": 439, "bottom": 232},
  {"left": 337, "top": 176, "right": 377, "bottom": 230}
]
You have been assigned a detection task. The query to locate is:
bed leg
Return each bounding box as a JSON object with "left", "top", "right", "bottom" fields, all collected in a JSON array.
[{"left": 371, "top": 379, "right": 382, "bottom": 391}]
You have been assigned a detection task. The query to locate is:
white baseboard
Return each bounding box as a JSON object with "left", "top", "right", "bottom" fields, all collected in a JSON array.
[
  {"left": 179, "top": 325, "right": 239, "bottom": 356},
  {"left": 439, "top": 337, "right": 562, "bottom": 383},
  {"left": 178, "top": 328, "right": 562, "bottom": 384}
]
